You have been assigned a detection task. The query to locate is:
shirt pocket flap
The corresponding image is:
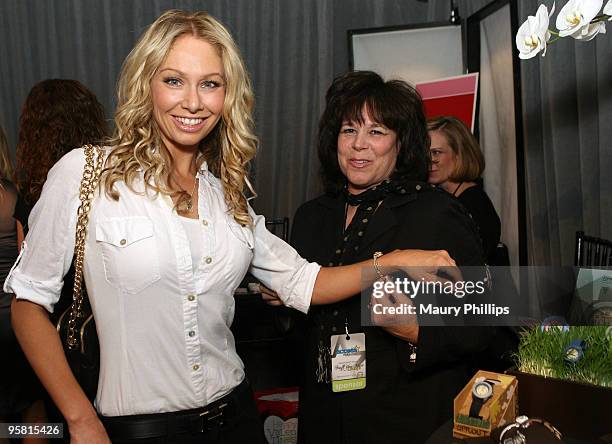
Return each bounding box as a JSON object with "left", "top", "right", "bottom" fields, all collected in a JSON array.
[
  {"left": 227, "top": 219, "right": 254, "bottom": 249},
  {"left": 96, "top": 217, "right": 154, "bottom": 248}
]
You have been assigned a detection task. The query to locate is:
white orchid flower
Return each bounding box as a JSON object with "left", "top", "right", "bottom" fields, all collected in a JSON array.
[
  {"left": 573, "top": 20, "right": 607, "bottom": 39},
  {"left": 604, "top": 0, "right": 612, "bottom": 18},
  {"left": 516, "top": 3, "right": 555, "bottom": 59},
  {"left": 556, "top": 0, "right": 603, "bottom": 37}
]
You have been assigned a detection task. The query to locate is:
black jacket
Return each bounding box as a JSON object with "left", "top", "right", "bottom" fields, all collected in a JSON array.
[
  {"left": 456, "top": 185, "right": 501, "bottom": 264},
  {"left": 292, "top": 183, "right": 489, "bottom": 444}
]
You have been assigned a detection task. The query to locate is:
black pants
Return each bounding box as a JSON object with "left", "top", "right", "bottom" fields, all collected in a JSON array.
[
  {"left": 100, "top": 380, "right": 265, "bottom": 444},
  {"left": 0, "top": 305, "right": 45, "bottom": 417}
]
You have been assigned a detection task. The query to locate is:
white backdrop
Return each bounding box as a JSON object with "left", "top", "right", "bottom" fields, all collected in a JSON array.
[
  {"left": 479, "top": 4, "right": 520, "bottom": 268},
  {"left": 351, "top": 25, "right": 463, "bottom": 84}
]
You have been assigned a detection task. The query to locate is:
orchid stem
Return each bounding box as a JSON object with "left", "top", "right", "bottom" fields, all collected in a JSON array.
[{"left": 591, "top": 15, "right": 611, "bottom": 24}]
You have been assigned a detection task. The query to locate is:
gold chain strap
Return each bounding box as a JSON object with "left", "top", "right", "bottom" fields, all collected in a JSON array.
[{"left": 66, "top": 144, "right": 104, "bottom": 350}]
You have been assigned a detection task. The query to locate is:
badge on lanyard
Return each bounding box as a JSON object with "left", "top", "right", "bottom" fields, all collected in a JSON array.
[{"left": 330, "top": 331, "right": 366, "bottom": 392}]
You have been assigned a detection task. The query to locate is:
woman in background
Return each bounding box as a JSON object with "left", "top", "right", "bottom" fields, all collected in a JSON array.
[
  {"left": 428, "top": 115, "right": 501, "bottom": 264},
  {"left": 428, "top": 116, "right": 517, "bottom": 374},
  {"left": 14, "top": 78, "right": 108, "bottom": 229},
  {"left": 0, "top": 124, "right": 49, "bottom": 444}
]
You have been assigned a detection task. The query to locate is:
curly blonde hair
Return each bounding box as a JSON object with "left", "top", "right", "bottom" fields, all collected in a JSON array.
[{"left": 103, "top": 9, "right": 257, "bottom": 225}]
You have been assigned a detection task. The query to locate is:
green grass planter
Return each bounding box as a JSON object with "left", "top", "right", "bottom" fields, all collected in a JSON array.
[{"left": 507, "top": 326, "right": 612, "bottom": 440}]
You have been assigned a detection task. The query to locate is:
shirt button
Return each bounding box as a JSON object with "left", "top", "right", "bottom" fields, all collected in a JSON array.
[
  {"left": 192, "top": 364, "right": 200, "bottom": 371},
  {"left": 202, "top": 219, "right": 208, "bottom": 226},
  {"left": 188, "top": 294, "right": 196, "bottom": 301},
  {"left": 188, "top": 331, "right": 196, "bottom": 337},
  {"left": 120, "top": 239, "right": 127, "bottom": 246},
  {"left": 205, "top": 257, "right": 212, "bottom": 264},
  {"left": 332, "top": 310, "right": 339, "bottom": 316}
]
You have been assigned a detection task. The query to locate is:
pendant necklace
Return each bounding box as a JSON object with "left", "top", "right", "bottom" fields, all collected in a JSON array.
[
  {"left": 451, "top": 181, "right": 464, "bottom": 197},
  {"left": 185, "top": 175, "right": 198, "bottom": 212}
]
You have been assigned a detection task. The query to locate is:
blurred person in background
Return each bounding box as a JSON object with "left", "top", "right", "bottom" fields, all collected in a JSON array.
[
  {"left": 14, "top": 78, "right": 108, "bottom": 229},
  {"left": 428, "top": 116, "right": 517, "bottom": 373},
  {"left": 0, "top": 124, "right": 48, "bottom": 444},
  {"left": 427, "top": 116, "right": 501, "bottom": 265}
]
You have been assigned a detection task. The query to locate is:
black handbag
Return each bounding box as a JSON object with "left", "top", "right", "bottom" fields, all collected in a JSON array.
[{"left": 55, "top": 144, "right": 104, "bottom": 401}]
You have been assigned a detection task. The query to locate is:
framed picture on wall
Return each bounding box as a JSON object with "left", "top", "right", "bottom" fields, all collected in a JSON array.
[
  {"left": 415, "top": 73, "right": 479, "bottom": 132},
  {"left": 348, "top": 22, "right": 464, "bottom": 85}
]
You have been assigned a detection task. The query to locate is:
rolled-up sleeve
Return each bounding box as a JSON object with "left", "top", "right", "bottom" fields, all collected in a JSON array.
[
  {"left": 248, "top": 211, "right": 320, "bottom": 314},
  {"left": 3, "top": 149, "right": 84, "bottom": 313}
]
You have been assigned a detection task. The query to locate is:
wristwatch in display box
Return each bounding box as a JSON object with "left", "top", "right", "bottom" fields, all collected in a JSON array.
[{"left": 453, "top": 370, "right": 518, "bottom": 439}]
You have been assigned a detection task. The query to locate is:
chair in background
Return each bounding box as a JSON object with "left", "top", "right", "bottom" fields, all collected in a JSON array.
[
  {"left": 571, "top": 232, "right": 612, "bottom": 327},
  {"left": 490, "top": 242, "right": 511, "bottom": 266},
  {"left": 574, "top": 231, "right": 612, "bottom": 267},
  {"left": 265, "top": 217, "right": 290, "bottom": 242},
  {"left": 234, "top": 216, "right": 300, "bottom": 391}
]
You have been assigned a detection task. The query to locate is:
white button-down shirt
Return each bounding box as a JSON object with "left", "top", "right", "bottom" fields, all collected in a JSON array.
[{"left": 4, "top": 148, "right": 320, "bottom": 416}]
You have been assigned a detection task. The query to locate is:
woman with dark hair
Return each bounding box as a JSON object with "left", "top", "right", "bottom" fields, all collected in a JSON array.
[
  {"left": 428, "top": 115, "right": 501, "bottom": 264},
  {"left": 292, "top": 71, "right": 487, "bottom": 444},
  {"left": 15, "top": 79, "right": 108, "bottom": 223}
]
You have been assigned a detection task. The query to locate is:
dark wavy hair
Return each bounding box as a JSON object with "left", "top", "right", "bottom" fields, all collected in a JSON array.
[
  {"left": 15, "top": 79, "right": 108, "bottom": 205},
  {"left": 317, "top": 70, "right": 430, "bottom": 194}
]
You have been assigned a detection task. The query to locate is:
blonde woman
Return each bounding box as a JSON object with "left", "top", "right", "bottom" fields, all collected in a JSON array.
[
  {"left": 428, "top": 116, "right": 501, "bottom": 263},
  {"left": 6, "top": 10, "right": 454, "bottom": 444}
]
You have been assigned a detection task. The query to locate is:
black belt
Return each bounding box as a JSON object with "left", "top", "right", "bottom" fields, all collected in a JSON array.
[{"left": 100, "top": 379, "right": 251, "bottom": 440}]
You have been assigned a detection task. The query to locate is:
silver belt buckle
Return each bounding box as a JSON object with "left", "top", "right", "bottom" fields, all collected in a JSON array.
[{"left": 199, "top": 402, "right": 228, "bottom": 431}]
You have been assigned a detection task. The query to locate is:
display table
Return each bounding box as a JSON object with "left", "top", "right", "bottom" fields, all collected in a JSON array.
[{"left": 425, "top": 419, "right": 603, "bottom": 444}]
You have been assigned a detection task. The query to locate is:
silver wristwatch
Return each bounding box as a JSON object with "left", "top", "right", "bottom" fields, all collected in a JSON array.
[{"left": 499, "top": 415, "right": 562, "bottom": 444}]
